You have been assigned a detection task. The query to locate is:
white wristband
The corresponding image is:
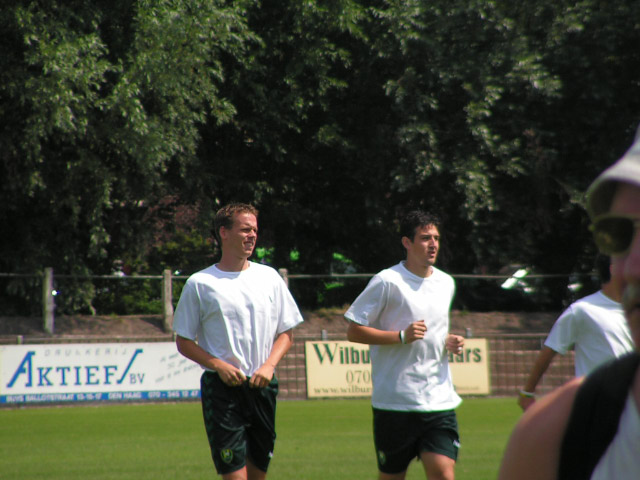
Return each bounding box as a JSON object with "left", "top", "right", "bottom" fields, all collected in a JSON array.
[
  {"left": 519, "top": 389, "right": 535, "bottom": 398},
  {"left": 399, "top": 330, "right": 406, "bottom": 344}
]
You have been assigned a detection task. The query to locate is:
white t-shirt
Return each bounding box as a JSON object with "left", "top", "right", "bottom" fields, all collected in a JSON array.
[
  {"left": 591, "top": 393, "right": 640, "bottom": 480},
  {"left": 173, "top": 262, "right": 303, "bottom": 377},
  {"left": 544, "top": 291, "right": 633, "bottom": 376},
  {"left": 345, "top": 262, "right": 462, "bottom": 412}
]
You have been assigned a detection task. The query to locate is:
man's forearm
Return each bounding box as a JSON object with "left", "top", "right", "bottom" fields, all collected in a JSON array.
[
  {"left": 176, "top": 335, "right": 224, "bottom": 372},
  {"left": 249, "top": 330, "right": 294, "bottom": 388},
  {"left": 176, "top": 335, "right": 247, "bottom": 385},
  {"left": 523, "top": 346, "right": 557, "bottom": 393},
  {"left": 347, "top": 321, "right": 403, "bottom": 345},
  {"left": 264, "top": 330, "right": 294, "bottom": 369}
]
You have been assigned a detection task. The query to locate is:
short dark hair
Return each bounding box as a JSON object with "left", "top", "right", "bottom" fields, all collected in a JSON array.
[
  {"left": 214, "top": 203, "right": 258, "bottom": 244},
  {"left": 594, "top": 254, "right": 611, "bottom": 283},
  {"left": 399, "top": 210, "right": 441, "bottom": 241}
]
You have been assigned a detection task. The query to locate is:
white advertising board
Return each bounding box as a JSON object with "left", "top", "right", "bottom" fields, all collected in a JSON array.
[{"left": 0, "top": 342, "right": 202, "bottom": 405}]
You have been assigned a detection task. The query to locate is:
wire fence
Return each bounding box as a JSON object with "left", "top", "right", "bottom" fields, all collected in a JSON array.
[{"left": 0, "top": 268, "right": 597, "bottom": 330}]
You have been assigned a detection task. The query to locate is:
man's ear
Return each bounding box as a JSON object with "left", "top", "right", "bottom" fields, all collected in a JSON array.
[{"left": 401, "top": 236, "right": 412, "bottom": 250}]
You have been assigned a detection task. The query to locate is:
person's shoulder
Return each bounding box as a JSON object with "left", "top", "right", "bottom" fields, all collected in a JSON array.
[
  {"left": 556, "top": 290, "right": 600, "bottom": 316},
  {"left": 186, "top": 265, "right": 218, "bottom": 282},
  {"left": 431, "top": 266, "right": 455, "bottom": 286},
  {"left": 571, "top": 290, "right": 611, "bottom": 307},
  {"left": 380, "top": 263, "right": 401, "bottom": 275},
  {"left": 431, "top": 266, "right": 452, "bottom": 278},
  {"left": 499, "top": 377, "right": 583, "bottom": 480},
  {"left": 247, "top": 262, "right": 283, "bottom": 280},
  {"left": 569, "top": 290, "right": 623, "bottom": 315},
  {"left": 248, "top": 261, "right": 275, "bottom": 272},
  {"left": 377, "top": 263, "right": 407, "bottom": 282}
]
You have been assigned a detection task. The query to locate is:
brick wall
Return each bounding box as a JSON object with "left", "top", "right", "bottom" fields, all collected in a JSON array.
[{"left": 275, "top": 333, "right": 575, "bottom": 400}]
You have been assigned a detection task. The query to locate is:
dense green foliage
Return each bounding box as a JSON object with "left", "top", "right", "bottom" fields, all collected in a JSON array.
[{"left": 1, "top": 1, "right": 639, "bottom": 312}]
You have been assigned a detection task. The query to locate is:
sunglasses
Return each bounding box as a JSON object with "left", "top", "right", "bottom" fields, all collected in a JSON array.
[{"left": 590, "top": 214, "right": 640, "bottom": 255}]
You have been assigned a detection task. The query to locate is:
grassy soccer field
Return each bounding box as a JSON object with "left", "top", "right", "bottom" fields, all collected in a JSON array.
[{"left": 0, "top": 397, "right": 520, "bottom": 479}]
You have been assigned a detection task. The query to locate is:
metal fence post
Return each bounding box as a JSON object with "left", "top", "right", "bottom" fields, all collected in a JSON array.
[
  {"left": 43, "top": 267, "right": 55, "bottom": 334},
  {"left": 279, "top": 268, "right": 289, "bottom": 287},
  {"left": 162, "top": 269, "right": 174, "bottom": 332}
]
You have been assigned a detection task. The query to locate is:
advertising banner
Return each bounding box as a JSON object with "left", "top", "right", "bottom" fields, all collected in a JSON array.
[
  {"left": 448, "top": 338, "right": 491, "bottom": 395},
  {"left": 0, "top": 342, "right": 202, "bottom": 405},
  {"left": 305, "top": 338, "right": 491, "bottom": 398},
  {"left": 305, "top": 341, "right": 372, "bottom": 398}
]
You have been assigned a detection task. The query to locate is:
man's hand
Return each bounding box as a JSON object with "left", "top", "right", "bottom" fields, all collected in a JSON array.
[
  {"left": 175, "top": 336, "right": 246, "bottom": 387},
  {"left": 249, "top": 364, "right": 275, "bottom": 389},
  {"left": 518, "top": 394, "right": 536, "bottom": 411},
  {"left": 214, "top": 360, "right": 247, "bottom": 387},
  {"left": 403, "top": 320, "right": 428, "bottom": 343},
  {"left": 445, "top": 334, "right": 464, "bottom": 354}
]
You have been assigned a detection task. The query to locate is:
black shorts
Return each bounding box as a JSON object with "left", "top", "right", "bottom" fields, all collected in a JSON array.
[
  {"left": 200, "top": 371, "right": 278, "bottom": 475},
  {"left": 373, "top": 408, "right": 460, "bottom": 474}
]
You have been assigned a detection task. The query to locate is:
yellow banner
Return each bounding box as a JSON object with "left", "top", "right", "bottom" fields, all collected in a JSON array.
[
  {"left": 448, "top": 338, "right": 491, "bottom": 395},
  {"left": 305, "top": 341, "right": 372, "bottom": 398},
  {"left": 305, "top": 338, "right": 491, "bottom": 398}
]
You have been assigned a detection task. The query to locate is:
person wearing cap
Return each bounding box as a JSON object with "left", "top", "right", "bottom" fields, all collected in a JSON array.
[
  {"left": 517, "top": 253, "right": 633, "bottom": 411},
  {"left": 498, "top": 129, "right": 640, "bottom": 480}
]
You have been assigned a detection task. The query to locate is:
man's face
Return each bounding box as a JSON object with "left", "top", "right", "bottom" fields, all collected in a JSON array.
[
  {"left": 404, "top": 224, "right": 440, "bottom": 267},
  {"left": 608, "top": 183, "right": 640, "bottom": 345},
  {"left": 220, "top": 212, "right": 258, "bottom": 259}
]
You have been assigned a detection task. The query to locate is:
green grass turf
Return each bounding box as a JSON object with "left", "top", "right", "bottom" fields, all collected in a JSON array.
[{"left": 0, "top": 397, "right": 520, "bottom": 479}]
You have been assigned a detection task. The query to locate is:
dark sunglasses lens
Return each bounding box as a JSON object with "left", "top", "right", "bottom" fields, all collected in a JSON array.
[{"left": 593, "top": 217, "right": 632, "bottom": 254}]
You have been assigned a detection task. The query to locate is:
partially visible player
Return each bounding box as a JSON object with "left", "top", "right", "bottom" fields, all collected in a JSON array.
[
  {"left": 345, "top": 210, "right": 465, "bottom": 480},
  {"left": 518, "top": 254, "right": 633, "bottom": 411}
]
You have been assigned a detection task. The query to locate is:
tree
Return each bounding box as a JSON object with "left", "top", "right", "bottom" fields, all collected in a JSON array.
[
  {"left": 2, "top": 1, "right": 640, "bottom": 313},
  {"left": 0, "top": 0, "right": 253, "bottom": 311}
]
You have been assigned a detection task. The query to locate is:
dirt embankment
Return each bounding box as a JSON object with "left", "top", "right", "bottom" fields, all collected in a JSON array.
[{"left": 0, "top": 308, "right": 558, "bottom": 340}]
